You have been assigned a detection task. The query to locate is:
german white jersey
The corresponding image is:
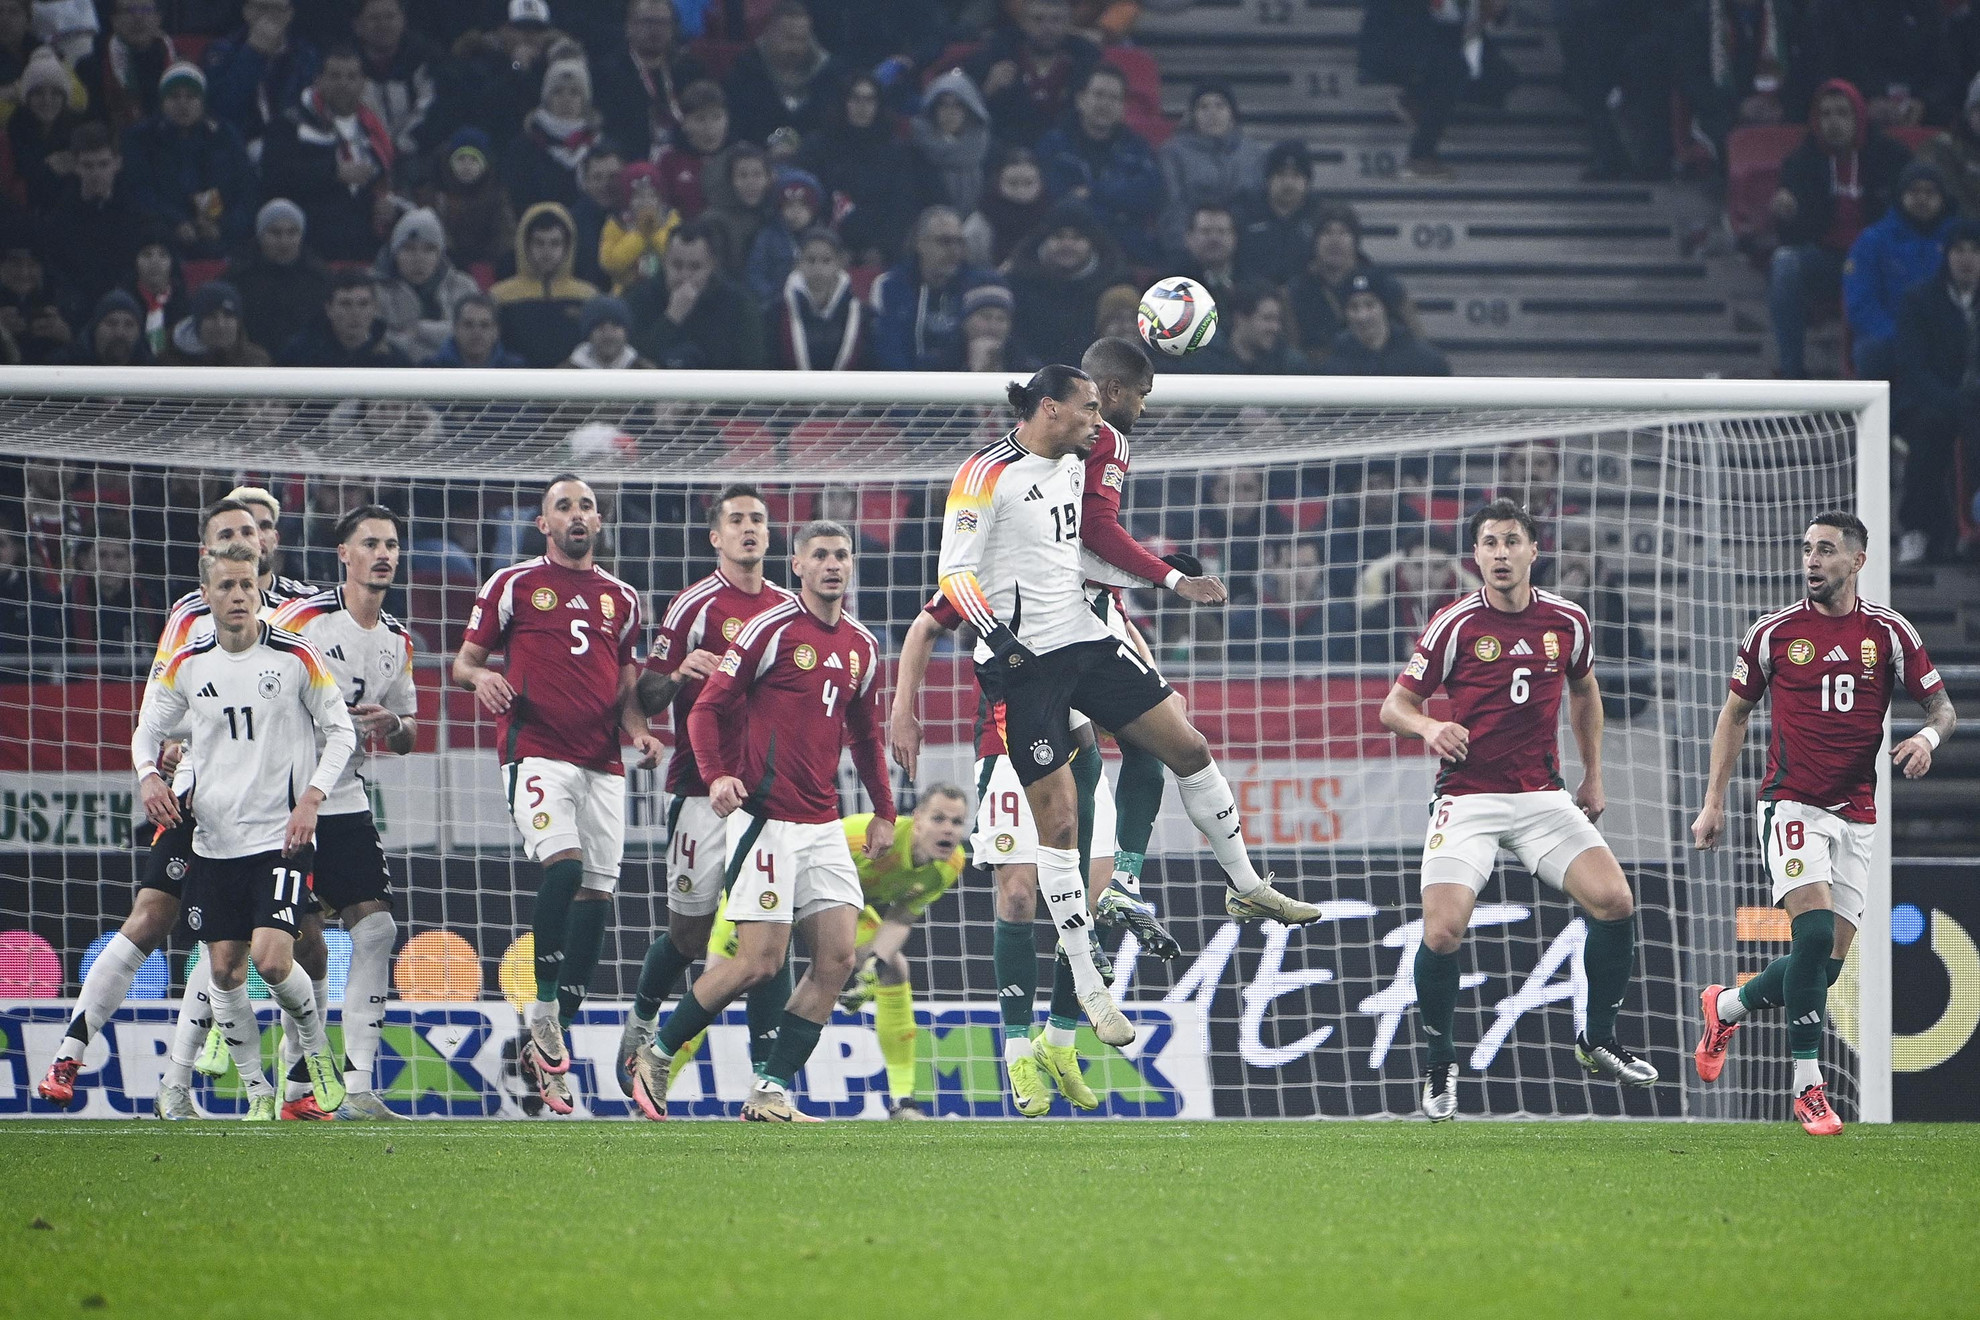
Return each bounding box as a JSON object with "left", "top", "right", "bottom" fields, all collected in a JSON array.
[
  {"left": 938, "top": 432, "right": 1113, "bottom": 662},
  {"left": 270, "top": 587, "right": 418, "bottom": 816},
  {"left": 132, "top": 623, "right": 357, "bottom": 859}
]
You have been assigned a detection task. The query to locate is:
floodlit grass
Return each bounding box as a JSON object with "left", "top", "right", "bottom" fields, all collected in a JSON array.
[{"left": 4, "top": 1122, "right": 1975, "bottom": 1319}]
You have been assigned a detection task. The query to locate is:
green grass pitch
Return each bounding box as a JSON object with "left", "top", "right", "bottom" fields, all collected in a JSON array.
[{"left": 6, "top": 1122, "right": 1976, "bottom": 1319}]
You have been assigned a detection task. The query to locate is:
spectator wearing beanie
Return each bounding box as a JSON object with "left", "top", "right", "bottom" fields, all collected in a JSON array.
[
  {"left": 429, "top": 291, "right": 526, "bottom": 368},
  {"left": 163, "top": 279, "right": 271, "bottom": 365},
  {"left": 957, "top": 282, "right": 1032, "bottom": 373},
  {"left": 722, "top": 1, "right": 844, "bottom": 146},
  {"left": 1892, "top": 217, "right": 1980, "bottom": 563},
  {"left": 593, "top": 0, "right": 707, "bottom": 161},
  {"left": 203, "top": 0, "right": 322, "bottom": 157},
  {"left": 1007, "top": 202, "right": 1128, "bottom": 365},
  {"left": 121, "top": 60, "right": 258, "bottom": 257},
  {"left": 374, "top": 206, "right": 479, "bottom": 362},
  {"left": 1317, "top": 274, "right": 1450, "bottom": 377},
  {"left": 1234, "top": 140, "right": 1327, "bottom": 287},
  {"left": 564, "top": 294, "right": 652, "bottom": 368},
  {"left": 1919, "top": 73, "right": 1980, "bottom": 224},
  {"left": 278, "top": 267, "right": 414, "bottom": 367},
  {"left": 1844, "top": 160, "right": 1954, "bottom": 381},
  {"left": 871, "top": 203, "right": 995, "bottom": 371},
  {"left": 60, "top": 288, "right": 152, "bottom": 365},
  {"left": 801, "top": 70, "right": 937, "bottom": 270},
  {"left": 44, "top": 121, "right": 145, "bottom": 305},
  {"left": 600, "top": 161, "right": 679, "bottom": 294},
  {"left": 1036, "top": 64, "right": 1163, "bottom": 264},
  {"left": 420, "top": 127, "right": 513, "bottom": 270},
  {"left": 74, "top": 0, "right": 175, "bottom": 130},
  {"left": 490, "top": 200, "right": 597, "bottom": 367},
  {"left": 261, "top": 45, "right": 396, "bottom": 262},
  {"left": 7, "top": 46, "right": 84, "bottom": 210},
  {"left": 503, "top": 46, "right": 602, "bottom": 216},
  {"left": 766, "top": 226, "right": 866, "bottom": 370},
  {"left": 1159, "top": 81, "right": 1266, "bottom": 262},
  {"left": 912, "top": 68, "right": 992, "bottom": 219},
  {"left": 1287, "top": 201, "right": 1413, "bottom": 364},
  {"left": 625, "top": 217, "right": 764, "bottom": 369},
  {"left": 745, "top": 166, "right": 823, "bottom": 302},
  {"left": 222, "top": 197, "right": 330, "bottom": 357}
]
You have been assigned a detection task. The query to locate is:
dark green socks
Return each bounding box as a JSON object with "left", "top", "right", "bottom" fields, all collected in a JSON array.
[
  {"left": 1048, "top": 954, "right": 1079, "bottom": 1031},
  {"left": 633, "top": 932, "right": 697, "bottom": 1021},
  {"left": 557, "top": 898, "right": 610, "bottom": 1024},
  {"left": 1581, "top": 914, "right": 1636, "bottom": 1045},
  {"left": 746, "top": 959, "right": 794, "bottom": 1069},
  {"left": 761, "top": 1011, "right": 825, "bottom": 1090},
  {"left": 1414, "top": 943, "right": 1461, "bottom": 1066},
  {"left": 1738, "top": 944, "right": 1845, "bottom": 1014},
  {"left": 531, "top": 858, "right": 584, "bottom": 1002},
  {"left": 1112, "top": 740, "right": 1165, "bottom": 884},
  {"left": 1786, "top": 908, "right": 1837, "bottom": 1058},
  {"left": 1071, "top": 743, "right": 1099, "bottom": 875},
  {"left": 995, "top": 918, "right": 1037, "bottom": 1036}
]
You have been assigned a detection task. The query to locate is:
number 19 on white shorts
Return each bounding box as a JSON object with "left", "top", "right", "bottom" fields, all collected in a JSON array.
[{"left": 505, "top": 756, "right": 626, "bottom": 892}]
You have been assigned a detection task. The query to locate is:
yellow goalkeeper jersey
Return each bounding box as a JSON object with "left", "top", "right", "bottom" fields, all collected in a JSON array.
[{"left": 843, "top": 812, "right": 964, "bottom": 917}]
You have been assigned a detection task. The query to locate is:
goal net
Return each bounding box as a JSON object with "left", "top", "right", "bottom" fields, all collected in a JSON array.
[{"left": 0, "top": 368, "right": 1891, "bottom": 1122}]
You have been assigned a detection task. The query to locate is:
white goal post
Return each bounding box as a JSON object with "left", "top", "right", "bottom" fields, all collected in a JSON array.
[{"left": 0, "top": 367, "right": 1891, "bottom": 1122}]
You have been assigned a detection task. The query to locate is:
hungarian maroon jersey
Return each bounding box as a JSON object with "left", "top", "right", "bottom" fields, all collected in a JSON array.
[
  {"left": 1082, "top": 420, "right": 1173, "bottom": 587},
  {"left": 688, "top": 597, "right": 895, "bottom": 825},
  {"left": 463, "top": 557, "right": 641, "bottom": 774},
  {"left": 1396, "top": 588, "right": 1594, "bottom": 797},
  {"left": 648, "top": 569, "right": 795, "bottom": 797},
  {"left": 924, "top": 590, "right": 1008, "bottom": 758},
  {"left": 1729, "top": 597, "right": 1941, "bottom": 822}
]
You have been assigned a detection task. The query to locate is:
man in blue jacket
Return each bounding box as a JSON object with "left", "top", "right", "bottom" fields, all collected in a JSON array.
[
  {"left": 122, "top": 62, "right": 259, "bottom": 259},
  {"left": 1845, "top": 160, "right": 1954, "bottom": 380},
  {"left": 1892, "top": 218, "right": 1980, "bottom": 563},
  {"left": 1036, "top": 64, "right": 1163, "bottom": 264},
  {"left": 869, "top": 205, "right": 996, "bottom": 371}
]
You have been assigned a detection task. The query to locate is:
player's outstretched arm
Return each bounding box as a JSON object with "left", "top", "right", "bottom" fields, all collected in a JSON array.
[
  {"left": 1893, "top": 690, "right": 1958, "bottom": 780},
  {"left": 890, "top": 609, "right": 951, "bottom": 775},
  {"left": 1379, "top": 682, "right": 1470, "bottom": 762},
  {"left": 1566, "top": 669, "right": 1606, "bottom": 821},
  {"left": 1690, "top": 691, "right": 1757, "bottom": 849}
]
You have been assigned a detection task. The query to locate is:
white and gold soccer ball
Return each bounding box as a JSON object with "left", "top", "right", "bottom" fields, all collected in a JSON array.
[{"left": 1136, "top": 276, "right": 1218, "bottom": 356}]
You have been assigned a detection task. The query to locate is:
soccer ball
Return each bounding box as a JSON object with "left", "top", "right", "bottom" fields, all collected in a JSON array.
[{"left": 1137, "top": 276, "right": 1218, "bottom": 356}]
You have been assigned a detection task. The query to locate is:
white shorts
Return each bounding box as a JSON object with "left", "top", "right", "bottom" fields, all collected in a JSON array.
[
  {"left": 1759, "top": 798, "right": 1871, "bottom": 928},
  {"left": 1419, "top": 790, "right": 1607, "bottom": 894},
  {"left": 969, "top": 754, "right": 1118, "bottom": 868},
  {"left": 723, "top": 814, "right": 864, "bottom": 924},
  {"left": 505, "top": 757, "right": 625, "bottom": 893},
  {"left": 664, "top": 795, "right": 725, "bottom": 917}
]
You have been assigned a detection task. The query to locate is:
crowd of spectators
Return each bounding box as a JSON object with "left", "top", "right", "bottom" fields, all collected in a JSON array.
[{"left": 0, "top": 0, "right": 1447, "bottom": 382}]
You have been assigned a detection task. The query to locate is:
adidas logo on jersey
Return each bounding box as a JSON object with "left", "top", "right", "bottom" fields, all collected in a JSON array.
[
  {"left": 195, "top": 682, "right": 220, "bottom": 698},
  {"left": 568, "top": 595, "right": 589, "bottom": 610},
  {"left": 1023, "top": 486, "right": 1044, "bottom": 501},
  {"left": 1823, "top": 646, "right": 1849, "bottom": 663},
  {"left": 824, "top": 653, "right": 844, "bottom": 669},
  {"left": 324, "top": 644, "right": 346, "bottom": 661},
  {"left": 1510, "top": 639, "right": 1534, "bottom": 656}
]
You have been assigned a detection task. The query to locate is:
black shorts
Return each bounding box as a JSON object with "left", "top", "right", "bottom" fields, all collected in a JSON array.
[
  {"left": 183, "top": 846, "right": 315, "bottom": 945},
  {"left": 992, "top": 639, "right": 1173, "bottom": 787},
  {"left": 312, "top": 809, "right": 392, "bottom": 914},
  {"left": 137, "top": 805, "right": 196, "bottom": 898}
]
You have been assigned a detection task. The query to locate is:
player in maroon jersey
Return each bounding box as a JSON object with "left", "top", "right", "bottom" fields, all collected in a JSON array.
[
  {"left": 627, "top": 520, "right": 895, "bottom": 1122},
  {"left": 616, "top": 483, "right": 796, "bottom": 1093},
  {"left": 1689, "top": 511, "right": 1956, "bottom": 1136},
  {"left": 454, "top": 474, "right": 663, "bottom": 1117},
  {"left": 1380, "top": 497, "right": 1656, "bottom": 1121}
]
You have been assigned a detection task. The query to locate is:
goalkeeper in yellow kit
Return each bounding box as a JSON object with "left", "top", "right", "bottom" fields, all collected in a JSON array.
[{"left": 703, "top": 786, "right": 970, "bottom": 1118}]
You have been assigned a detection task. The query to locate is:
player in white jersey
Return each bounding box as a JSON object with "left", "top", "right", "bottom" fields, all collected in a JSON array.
[
  {"left": 130, "top": 543, "right": 358, "bottom": 1121},
  {"left": 936, "top": 365, "right": 1320, "bottom": 1050},
  {"left": 268, "top": 506, "right": 419, "bottom": 1119},
  {"left": 36, "top": 497, "right": 317, "bottom": 1113}
]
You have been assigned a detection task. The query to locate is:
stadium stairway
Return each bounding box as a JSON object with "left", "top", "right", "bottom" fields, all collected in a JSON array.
[
  {"left": 1891, "top": 560, "right": 1980, "bottom": 857},
  {"left": 1138, "top": 0, "right": 1769, "bottom": 376}
]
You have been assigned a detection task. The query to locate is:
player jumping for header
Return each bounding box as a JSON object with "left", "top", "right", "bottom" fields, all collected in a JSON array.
[
  {"left": 1690, "top": 511, "right": 1954, "bottom": 1136},
  {"left": 456, "top": 475, "right": 662, "bottom": 1117},
  {"left": 938, "top": 365, "right": 1321, "bottom": 1050},
  {"left": 628, "top": 520, "right": 894, "bottom": 1122},
  {"left": 128, "top": 542, "right": 356, "bottom": 1121},
  {"left": 1380, "top": 498, "right": 1657, "bottom": 1122}
]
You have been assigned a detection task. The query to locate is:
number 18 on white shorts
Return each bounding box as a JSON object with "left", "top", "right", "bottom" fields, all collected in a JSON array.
[
  {"left": 723, "top": 813, "right": 864, "bottom": 924},
  {"left": 1760, "top": 798, "right": 1871, "bottom": 927},
  {"left": 1419, "top": 790, "right": 1607, "bottom": 893},
  {"left": 506, "top": 756, "right": 626, "bottom": 893}
]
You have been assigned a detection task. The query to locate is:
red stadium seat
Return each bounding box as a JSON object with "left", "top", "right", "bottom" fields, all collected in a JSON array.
[
  {"left": 1725, "top": 124, "right": 1806, "bottom": 247},
  {"left": 1104, "top": 46, "right": 1171, "bottom": 148}
]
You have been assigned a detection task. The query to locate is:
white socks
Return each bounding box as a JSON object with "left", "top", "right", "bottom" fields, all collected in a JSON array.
[
  {"left": 56, "top": 933, "right": 149, "bottom": 1062},
  {"left": 1716, "top": 986, "right": 1748, "bottom": 1024},
  {"left": 1003, "top": 1034, "right": 1031, "bottom": 1066},
  {"left": 1175, "top": 764, "right": 1264, "bottom": 895},
  {"left": 343, "top": 911, "right": 396, "bottom": 1093},
  {"left": 208, "top": 981, "right": 271, "bottom": 1097},
  {"left": 267, "top": 964, "right": 328, "bottom": 1059},
  {"left": 526, "top": 997, "right": 558, "bottom": 1025},
  {"left": 1794, "top": 1056, "right": 1823, "bottom": 1094},
  {"left": 1044, "top": 1022, "right": 1076, "bottom": 1049},
  {"left": 166, "top": 954, "right": 215, "bottom": 1088},
  {"left": 1037, "top": 845, "right": 1103, "bottom": 998}
]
